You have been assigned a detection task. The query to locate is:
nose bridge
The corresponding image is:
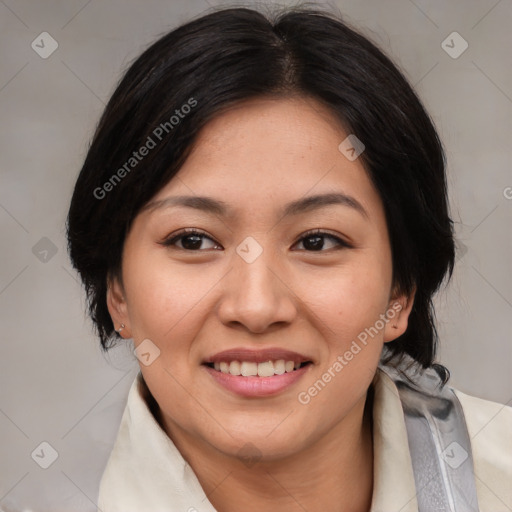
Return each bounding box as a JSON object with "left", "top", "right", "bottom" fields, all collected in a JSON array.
[{"left": 234, "top": 235, "right": 280, "bottom": 301}]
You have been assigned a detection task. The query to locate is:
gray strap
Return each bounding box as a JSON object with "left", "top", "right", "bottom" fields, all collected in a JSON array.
[{"left": 379, "top": 359, "right": 480, "bottom": 512}]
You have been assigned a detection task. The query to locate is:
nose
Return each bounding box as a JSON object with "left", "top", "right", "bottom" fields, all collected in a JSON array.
[{"left": 216, "top": 243, "right": 297, "bottom": 334}]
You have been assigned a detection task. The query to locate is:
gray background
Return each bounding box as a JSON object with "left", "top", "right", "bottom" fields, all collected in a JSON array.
[{"left": 1, "top": 0, "right": 511, "bottom": 510}]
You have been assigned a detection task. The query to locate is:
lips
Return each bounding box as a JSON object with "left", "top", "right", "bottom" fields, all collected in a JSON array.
[{"left": 202, "top": 349, "right": 313, "bottom": 397}]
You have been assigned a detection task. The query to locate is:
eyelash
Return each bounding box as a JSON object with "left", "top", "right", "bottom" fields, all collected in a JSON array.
[{"left": 160, "top": 228, "right": 352, "bottom": 252}]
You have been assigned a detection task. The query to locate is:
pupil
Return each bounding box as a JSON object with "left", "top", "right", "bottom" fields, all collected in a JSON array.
[
  {"left": 304, "top": 235, "right": 323, "bottom": 251},
  {"left": 183, "top": 235, "right": 202, "bottom": 250}
]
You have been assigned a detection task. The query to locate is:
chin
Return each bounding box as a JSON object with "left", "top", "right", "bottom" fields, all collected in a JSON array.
[{"left": 211, "top": 423, "right": 312, "bottom": 463}]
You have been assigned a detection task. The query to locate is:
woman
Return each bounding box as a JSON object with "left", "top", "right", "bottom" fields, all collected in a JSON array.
[{"left": 66, "top": 5, "right": 511, "bottom": 511}]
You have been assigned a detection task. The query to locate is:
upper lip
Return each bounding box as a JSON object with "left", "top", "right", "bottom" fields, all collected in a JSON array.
[{"left": 203, "top": 348, "right": 313, "bottom": 365}]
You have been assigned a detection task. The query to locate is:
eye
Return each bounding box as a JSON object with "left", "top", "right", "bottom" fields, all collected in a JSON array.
[
  {"left": 160, "top": 228, "right": 351, "bottom": 252},
  {"left": 293, "top": 229, "right": 351, "bottom": 252},
  {"left": 160, "top": 228, "right": 220, "bottom": 251}
]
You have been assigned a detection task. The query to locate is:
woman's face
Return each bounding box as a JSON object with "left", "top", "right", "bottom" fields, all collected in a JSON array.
[{"left": 108, "top": 96, "right": 411, "bottom": 462}]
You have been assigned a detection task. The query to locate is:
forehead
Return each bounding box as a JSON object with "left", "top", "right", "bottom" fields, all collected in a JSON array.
[
  {"left": 186, "top": 96, "right": 347, "bottom": 167},
  {"left": 149, "top": 96, "right": 383, "bottom": 220}
]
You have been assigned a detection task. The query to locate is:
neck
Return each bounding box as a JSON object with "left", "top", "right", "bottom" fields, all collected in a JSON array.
[{"left": 158, "top": 386, "right": 375, "bottom": 512}]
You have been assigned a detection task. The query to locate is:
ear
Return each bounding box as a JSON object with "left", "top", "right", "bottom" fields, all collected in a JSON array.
[
  {"left": 383, "top": 286, "right": 416, "bottom": 343},
  {"left": 106, "top": 272, "right": 131, "bottom": 338}
]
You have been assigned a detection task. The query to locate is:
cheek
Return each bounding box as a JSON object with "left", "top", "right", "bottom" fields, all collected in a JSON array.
[
  {"left": 121, "top": 247, "right": 214, "bottom": 341},
  {"left": 302, "top": 253, "right": 392, "bottom": 340},
  {"left": 295, "top": 260, "right": 390, "bottom": 420}
]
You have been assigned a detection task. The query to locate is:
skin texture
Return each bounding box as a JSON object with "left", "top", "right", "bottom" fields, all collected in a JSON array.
[{"left": 107, "top": 96, "right": 414, "bottom": 511}]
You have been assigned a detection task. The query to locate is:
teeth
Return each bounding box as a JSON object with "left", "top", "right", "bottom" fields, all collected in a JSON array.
[
  {"left": 274, "top": 359, "right": 285, "bottom": 375},
  {"left": 212, "top": 359, "right": 306, "bottom": 377},
  {"left": 229, "top": 360, "right": 241, "bottom": 375},
  {"left": 240, "top": 361, "right": 258, "bottom": 376},
  {"left": 257, "top": 361, "right": 274, "bottom": 377}
]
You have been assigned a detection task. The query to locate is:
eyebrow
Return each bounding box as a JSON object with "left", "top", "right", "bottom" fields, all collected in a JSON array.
[{"left": 143, "top": 192, "right": 368, "bottom": 219}]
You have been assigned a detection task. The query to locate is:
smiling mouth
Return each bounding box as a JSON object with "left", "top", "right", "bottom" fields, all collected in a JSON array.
[{"left": 204, "top": 360, "right": 312, "bottom": 377}]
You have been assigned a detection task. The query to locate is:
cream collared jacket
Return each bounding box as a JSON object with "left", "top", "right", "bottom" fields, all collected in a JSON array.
[{"left": 97, "top": 365, "right": 512, "bottom": 511}]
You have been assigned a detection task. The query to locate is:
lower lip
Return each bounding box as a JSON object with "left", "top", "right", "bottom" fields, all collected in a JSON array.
[{"left": 203, "top": 363, "right": 312, "bottom": 397}]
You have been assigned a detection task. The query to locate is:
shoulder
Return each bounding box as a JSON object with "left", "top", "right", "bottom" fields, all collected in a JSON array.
[{"left": 454, "top": 388, "right": 512, "bottom": 510}]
